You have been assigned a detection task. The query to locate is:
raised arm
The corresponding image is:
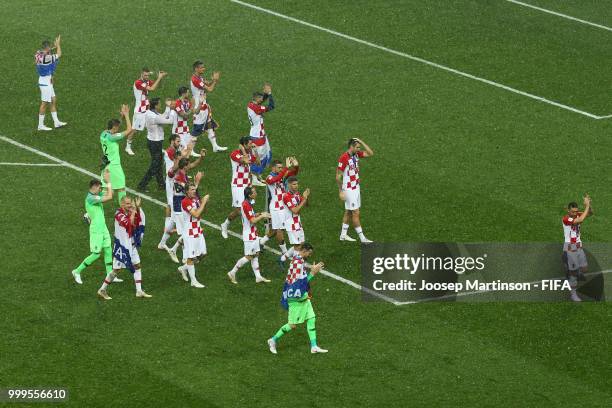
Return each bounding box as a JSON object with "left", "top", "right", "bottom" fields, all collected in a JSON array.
[
  {"left": 101, "top": 170, "right": 114, "bottom": 203},
  {"left": 204, "top": 71, "right": 220, "bottom": 92},
  {"left": 120, "top": 104, "right": 134, "bottom": 137},
  {"left": 356, "top": 138, "right": 373, "bottom": 157},
  {"left": 54, "top": 35, "right": 62, "bottom": 59},
  {"left": 190, "top": 194, "right": 210, "bottom": 218},
  {"left": 187, "top": 150, "right": 206, "bottom": 170},
  {"left": 573, "top": 196, "right": 592, "bottom": 224},
  {"left": 148, "top": 71, "right": 167, "bottom": 91}
]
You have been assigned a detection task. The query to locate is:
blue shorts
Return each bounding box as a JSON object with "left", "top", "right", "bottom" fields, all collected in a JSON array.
[{"left": 192, "top": 124, "right": 204, "bottom": 137}]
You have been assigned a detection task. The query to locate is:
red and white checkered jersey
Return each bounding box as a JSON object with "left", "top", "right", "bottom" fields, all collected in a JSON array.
[
  {"left": 172, "top": 98, "right": 191, "bottom": 135},
  {"left": 266, "top": 166, "right": 299, "bottom": 211},
  {"left": 193, "top": 101, "right": 210, "bottom": 126},
  {"left": 241, "top": 199, "right": 258, "bottom": 241},
  {"left": 190, "top": 74, "right": 207, "bottom": 106},
  {"left": 282, "top": 191, "right": 303, "bottom": 231},
  {"left": 247, "top": 102, "right": 269, "bottom": 143},
  {"left": 133, "top": 79, "right": 153, "bottom": 114},
  {"left": 562, "top": 213, "right": 582, "bottom": 244},
  {"left": 230, "top": 149, "right": 255, "bottom": 187},
  {"left": 338, "top": 151, "right": 365, "bottom": 191},
  {"left": 181, "top": 196, "right": 203, "bottom": 238},
  {"left": 286, "top": 255, "right": 306, "bottom": 284}
]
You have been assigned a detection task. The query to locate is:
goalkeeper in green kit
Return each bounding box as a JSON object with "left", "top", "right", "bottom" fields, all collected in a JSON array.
[
  {"left": 71, "top": 170, "right": 122, "bottom": 284},
  {"left": 100, "top": 104, "right": 135, "bottom": 204}
]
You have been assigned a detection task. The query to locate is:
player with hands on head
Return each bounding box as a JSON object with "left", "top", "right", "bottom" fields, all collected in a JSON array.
[
  {"left": 336, "top": 137, "right": 374, "bottom": 243},
  {"left": 562, "top": 194, "right": 593, "bottom": 302}
]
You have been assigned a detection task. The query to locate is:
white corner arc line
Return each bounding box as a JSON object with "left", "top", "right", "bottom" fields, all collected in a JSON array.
[
  {"left": 0, "top": 134, "right": 399, "bottom": 306},
  {"left": 0, "top": 162, "right": 64, "bottom": 166},
  {"left": 231, "top": 0, "right": 612, "bottom": 120},
  {"left": 505, "top": 0, "right": 612, "bottom": 33}
]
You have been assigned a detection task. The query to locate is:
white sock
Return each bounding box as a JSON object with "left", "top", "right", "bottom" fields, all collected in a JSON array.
[
  {"left": 159, "top": 217, "right": 173, "bottom": 247},
  {"left": 231, "top": 257, "right": 249, "bottom": 275},
  {"left": 100, "top": 271, "right": 116, "bottom": 291},
  {"left": 260, "top": 235, "right": 270, "bottom": 246},
  {"left": 187, "top": 264, "right": 197, "bottom": 283},
  {"left": 568, "top": 275, "right": 578, "bottom": 290},
  {"left": 38, "top": 114, "right": 45, "bottom": 127},
  {"left": 341, "top": 223, "right": 350, "bottom": 236},
  {"left": 207, "top": 129, "right": 220, "bottom": 149},
  {"left": 279, "top": 242, "right": 287, "bottom": 254},
  {"left": 171, "top": 236, "right": 183, "bottom": 252},
  {"left": 222, "top": 218, "right": 230, "bottom": 227},
  {"left": 281, "top": 247, "right": 296, "bottom": 262},
  {"left": 134, "top": 269, "right": 143, "bottom": 292},
  {"left": 51, "top": 111, "right": 60, "bottom": 124},
  {"left": 355, "top": 226, "right": 366, "bottom": 240},
  {"left": 127, "top": 139, "right": 132, "bottom": 146},
  {"left": 251, "top": 257, "right": 262, "bottom": 279}
]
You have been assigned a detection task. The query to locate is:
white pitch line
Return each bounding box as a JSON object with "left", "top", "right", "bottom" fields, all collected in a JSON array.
[
  {"left": 0, "top": 162, "right": 63, "bottom": 167},
  {"left": 230, "top": 0, "right": 611, "bottom": 120},
  {"left": 505, "top": 0, "right": 612, "bottom": 33},
  {"left": 395, "top": 269, "right": 612, "bottom": 305},
  {"left": 0, "top": 134, "right": 399, "bottom": 306}
]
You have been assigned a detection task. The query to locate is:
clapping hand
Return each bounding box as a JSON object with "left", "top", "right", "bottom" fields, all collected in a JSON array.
[{"left": 120, "top": 104, "right": 130, "bottom": 117}]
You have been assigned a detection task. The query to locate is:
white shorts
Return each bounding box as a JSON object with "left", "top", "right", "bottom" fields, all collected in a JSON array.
[
  {"left": 113, "top": 245, "right": 141, "bottom": 270},
  {"left": 39, "top": 84, "right": 55, "bottom": 102},
  {"left": 286, "top": 229, "right": 305, "bottom": 245},
  {"left": 232, "top": 185, "right": 246, "bottom": 208},
  {"left": 344, "top": 188, "right": 361, "bottom": 210},
  {"left": 172, "top": 212, "right": 185, "bottom": 235},
  {"left": 183, "top": 234, "right": 207, "bottom": 261},
  {"left": 244, "top": 239, "right": 261, "bottom": 256},
  {"left": 133, "top": 112, "right": 146, "bottom": 131},
  {"left": 270, "top": 209, "right": 285, "bottom": 230},
  {"left": 179, "top": 133, "right": 193, "bottom": 149}
]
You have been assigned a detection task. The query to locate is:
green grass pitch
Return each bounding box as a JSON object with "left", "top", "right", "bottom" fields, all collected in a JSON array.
[{"left": 1, "top": 0, "right": 611, "bottom": 406}]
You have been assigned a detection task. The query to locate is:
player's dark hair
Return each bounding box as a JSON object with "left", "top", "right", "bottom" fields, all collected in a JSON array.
[
  {"left": 244, "top": 186, "right": 254, "bottom": 200},
  {"left": 568, "top": 202, "right": 578, "bottom": 209},
  {"left": 286, "top": 176, "right": 298, "bottom": 184},
  {"left": 141, "top": 67, "right": 150, "bottom": 73},
  {"left": 301, "top": 242, "right": 314, "bottom": 252},
  {"left": 348, "top": 138, "right": 359, "bottom": 149},
  {"left": 271, "top": 159, "right": 282, "bottom": 166},
  {"left": 169, "top": 133, "right": 180, "bottom": 143},
  {"left": 89, "top": 179, "right": 102, "bottom": 188},
  {"left": 178, "top": 86, "right": 189, "bottom": 97},
  {"left": 178, "top": 158, "right": 190, "bottom": 169},
  {"left": 253, "top": 91, "right": 265, "bottom": 99},
  {"left": 239, "top": 136, "right": 252, "bottom": 146},
  {"left": 41, "top": 40, "right": 51, "bottom": 49},
  {"left": 149, "top": 97, "right": 160, "bottom": 111},
  {"left": 107, "top": 119, "right": 120, "bottom": 130},
  {"left": 193, "top": 60, "right": 204, "bottom": 70}
]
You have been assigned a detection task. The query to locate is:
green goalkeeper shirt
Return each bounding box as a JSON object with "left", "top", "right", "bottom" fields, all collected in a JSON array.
[
  {"left": 100, "top": 130, "right": 124, "bottom": 166},
  {"left": 85, "top": 192, "right": 108, "bottom": 234}
]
